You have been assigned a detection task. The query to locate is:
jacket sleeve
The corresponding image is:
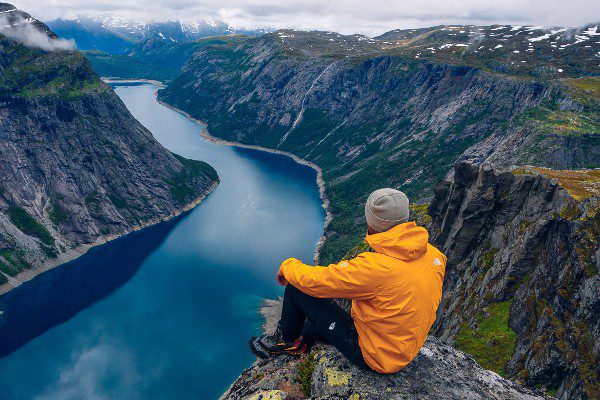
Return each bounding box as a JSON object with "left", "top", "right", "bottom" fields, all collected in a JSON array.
[{"left": 280, "top": 254, "right": 377, "bottom": 300}]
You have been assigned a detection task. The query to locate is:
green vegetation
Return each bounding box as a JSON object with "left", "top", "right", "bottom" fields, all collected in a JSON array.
[
  {"left": 84, "top": 50, "right": 175, "bottom": 81},
  {"left": 85, "top": 36, "right": 243, "bottom": 81},
  {"left": 558, "top": 203, "right": 582, "bottom": 221},
  {"left": 297, "top": 353, "right": 316, "bottom": 396},
  {"left": 107, "top": 194, "right": 128, "bottom": 209},
  {"left": 166, "top": 154, "right": 218, "bottom": 204},
  {"left": 343, "top": 241, "right": 370, "bottom": 260},
  {"left": 410, "top": 203, "right": 432, "bottom": 227},
  {"left": 513, "top": 167, "right": 600, "bottom": 201},
  {"left": 0, "top": 43, "right": 108, "bottom": 100},
  {"left": 455, "top": 301, "right": 517, "bottom": 377},
  {"left": 563, "top": 77, "right": 600, "bottom": 108},
  {"left": 48, "top": 201, "right": 69, "bottom": 226},
  {"left": 575, "top": 204, "right": 600, "bottom": 277},
  {"left": 7, "top": 206, "right": 54, "bottom": 246},
  {"left": 0, "top": 248, "right": 30, "bottom": 277},
  {"left": 481, "top": 247, "right": 499, "bottom": 272}
]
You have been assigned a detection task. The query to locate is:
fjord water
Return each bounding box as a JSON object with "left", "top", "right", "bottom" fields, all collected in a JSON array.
[{"left": 0, "top": 83, "right": 325, "bottom": 399}]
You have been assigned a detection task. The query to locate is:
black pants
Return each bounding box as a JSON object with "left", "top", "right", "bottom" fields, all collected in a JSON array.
[{"left": 278, "top": 284, "right": 371, "bottom": 370}]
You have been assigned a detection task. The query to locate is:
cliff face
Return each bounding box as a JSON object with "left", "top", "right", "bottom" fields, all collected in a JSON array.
[
  {"left": 429, "top": 162, "right": 599, "bottom": 399},
  {"left": 158, "top": 30, "right": 599, "bottom": 264},
  {"left": 222, "top": 300, "right": 549, "bottom": 400},
  {"left": 0, "top": 4, "right": 218, "bottom": 291}
]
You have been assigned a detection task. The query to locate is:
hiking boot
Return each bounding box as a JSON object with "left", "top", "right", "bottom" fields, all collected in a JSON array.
[{"left": 249, "top": 331, "right": 307, "bottom": 359}]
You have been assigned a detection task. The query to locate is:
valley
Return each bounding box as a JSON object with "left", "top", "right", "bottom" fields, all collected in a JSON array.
[{"left": 0, "top": 2, "right": 597, "bottom": 399}]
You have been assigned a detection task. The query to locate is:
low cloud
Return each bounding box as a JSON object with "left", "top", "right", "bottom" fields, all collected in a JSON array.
[
  {"left": 34, "top": 343, "right": 141, "bottom": 400},
  {"left": 12, "top": 0, "right": 600, "bottom": 36},
  {"left": 0, "top": 14, "right": 76, "bottom": 51}
]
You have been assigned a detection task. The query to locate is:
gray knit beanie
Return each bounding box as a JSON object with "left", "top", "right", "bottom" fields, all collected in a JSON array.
[{"left": 365, "top": 188, "right": 410, "bottom": 233}]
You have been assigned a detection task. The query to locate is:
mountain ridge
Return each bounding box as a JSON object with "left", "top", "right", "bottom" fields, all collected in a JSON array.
[
  {"left": 157, "top": 25, "right": 598, "bottom": 399},
  {"left": 0, "top": 3, "right": 219, "bottom": 293},
  {"left": 158, "top": 28, "right": 599, "bottom": 264}
]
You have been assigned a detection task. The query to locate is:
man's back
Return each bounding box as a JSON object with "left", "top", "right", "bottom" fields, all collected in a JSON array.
[
  {"left": 352, "top": 226, "right": 446, "bottom": 373},
  {"left": 282, "top": 222, "right": 446, "bottom": 373}
]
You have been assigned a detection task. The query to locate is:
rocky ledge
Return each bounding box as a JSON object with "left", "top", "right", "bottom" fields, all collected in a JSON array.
[{"left": 221, "top": 300, "right": 549, "bottom": 400}]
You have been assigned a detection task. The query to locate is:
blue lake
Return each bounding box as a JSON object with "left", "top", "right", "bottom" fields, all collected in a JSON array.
[{"left": 0, "top": 83, "right": 326, "bottom": 399}]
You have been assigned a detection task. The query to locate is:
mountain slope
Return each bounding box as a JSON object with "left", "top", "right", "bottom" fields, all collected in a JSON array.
[
  {"left": 47, "top": 18, "right": 132, "bottom": 54},
  {"left": 429, "top": 163, "right": 599, "bottom": 399},
  {"left": 158, "top": 28, "right": 599, "bottom": 264},
  {"left": 47, "top": 16, "right": 270, "bottom": 80},
  {"left": 0, "top": 4, "right": 218, "bottom": 291}
]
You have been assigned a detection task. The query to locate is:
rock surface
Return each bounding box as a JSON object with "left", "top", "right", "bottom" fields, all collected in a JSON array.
[
  {"left": 158, "top": 29, "right": 598, "bottom": 399},
  {"left": 221, "top": 300, "right": 549, "bottom": 400},
  {"left": 429, "top": 162, "right": 599, "bottom": 399},
  {"left": 0, "top": 4, "right": 219, "bottom": 292},
  {"left": 158, "top": 30, "right": 599, "bottom": 266}
]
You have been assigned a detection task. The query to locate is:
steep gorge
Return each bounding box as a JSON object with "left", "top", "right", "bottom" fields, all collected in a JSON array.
[
  {"left": 0, "top": 4, "right": 219, "bottom": 292},
  {"left": 158, "top": 29, "right": 599, "bottom": 399},
  {"left": 159, "top": 30, "right": 599, "bottom": 265}
]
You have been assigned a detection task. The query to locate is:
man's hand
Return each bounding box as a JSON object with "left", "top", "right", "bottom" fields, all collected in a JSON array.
[{"left": 276, "top": 267, "right": 288, "bottom": 286}]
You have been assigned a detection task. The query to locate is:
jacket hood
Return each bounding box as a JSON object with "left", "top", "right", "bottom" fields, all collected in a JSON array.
[{"left": 365, "top": 221, "right": 428, "bottom": 261}]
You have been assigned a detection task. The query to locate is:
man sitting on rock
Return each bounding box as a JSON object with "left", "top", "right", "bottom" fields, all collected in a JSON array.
[{"left": 249, "top": 188, "right": 446, "bottom": 374}]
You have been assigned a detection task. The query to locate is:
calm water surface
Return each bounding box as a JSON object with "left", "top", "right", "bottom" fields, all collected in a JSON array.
[{"left": 0, "top": 83, "right": 325, "bottom": 399}]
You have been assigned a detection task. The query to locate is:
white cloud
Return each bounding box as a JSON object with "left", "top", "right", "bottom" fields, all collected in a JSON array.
[
  {"left": 34, "top": 343, "right": 141, "bottom": 400},
  {"left": 0, "top": 14, "right": 76, "bottom": 50},
  {"left": 11, "top": 0, "right": 600, "bottom": 36}
]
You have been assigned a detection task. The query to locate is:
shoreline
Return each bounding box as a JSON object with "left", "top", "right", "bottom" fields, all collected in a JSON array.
[
  {"left": 0, "top": 181, "right": 218, "bottom": 296},
  {"left": 154, "top": 95, "right": 332, "bottom": 264},
  {"left": 101, "top": 77, "right": 165, "bottom": 87}
]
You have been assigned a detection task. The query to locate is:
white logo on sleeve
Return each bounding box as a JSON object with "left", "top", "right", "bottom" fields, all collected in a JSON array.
[
  {"left": 340, "top": 262, "right": 349, "bottom": 268},
  {"left": 433, "top": 258, "right": 442, "bottom": 266},
  {"left": 329, "top": 322, "right": 336, "bottom": 330}
]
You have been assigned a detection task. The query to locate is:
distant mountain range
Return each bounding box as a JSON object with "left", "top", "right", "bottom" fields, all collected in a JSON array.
[
  {"left": 45, "top": 16, "right": 271, "bottom": 80},
  {"left": 47, "top": 16, "right": 270, "bottom": 53}
]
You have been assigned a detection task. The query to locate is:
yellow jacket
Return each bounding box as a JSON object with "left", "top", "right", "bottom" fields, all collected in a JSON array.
[{"left": 280, "top": 222, "right": 446, "bottom": 373}]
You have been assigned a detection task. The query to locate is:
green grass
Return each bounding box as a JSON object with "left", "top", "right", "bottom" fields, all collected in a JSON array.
[
  {"left": 514, "top": 103, "right": 599, "bottom": 138},
  {"left": 7, "top": 206, "right": 54, "bottom": 246},
  {"left": 297, "top": 353, "right": 316, "bottom": 396},
  {"left": 455, "top": 300, "right": 517, "bottom": 377}
]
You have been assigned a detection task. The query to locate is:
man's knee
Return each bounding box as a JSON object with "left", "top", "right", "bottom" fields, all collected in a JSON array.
[{"left": 284, "top": 283, "right": 301, "bottom": 298}]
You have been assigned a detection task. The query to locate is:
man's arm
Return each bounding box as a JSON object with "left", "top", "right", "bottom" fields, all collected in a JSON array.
[{"left": 279, "top": 254, "right": 377, "bottom": 300}]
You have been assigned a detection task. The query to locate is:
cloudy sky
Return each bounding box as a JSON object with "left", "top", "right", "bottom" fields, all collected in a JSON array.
[{"left": 13, "top": 0, "right": 600, "bottom": 36}]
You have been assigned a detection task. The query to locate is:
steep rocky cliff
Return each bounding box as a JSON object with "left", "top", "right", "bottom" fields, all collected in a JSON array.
[
  {"left": 157, "top": 29, "right": 597, "bottom": 397},
  {"left": 429, "top": 162, "right": 599, "bottom": 399},
  {"left": 222, "top": 300, "right": 550, "bottom": 400},
  {"left": 158, "top": 29, "right": 599, "bottom": 264},
  {"left": 0, "top": 4, "right": 218, "bottom": 292}
]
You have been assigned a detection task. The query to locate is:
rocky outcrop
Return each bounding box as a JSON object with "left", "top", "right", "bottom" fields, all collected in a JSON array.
[
  {"left": 222, "top": 300, "right": 549, "bottom": 400},
  {"left": 0, "top": 4, "right": 219, "bottom": 292},
  {"left": 158, "top": 30, "right": 598, "bottom": 265},
  {"left": 429, "top": 162, "right": 599, "bottom": 399}
]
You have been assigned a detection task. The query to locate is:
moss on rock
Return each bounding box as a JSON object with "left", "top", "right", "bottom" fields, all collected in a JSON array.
[{"left": 455, "top": 300, "right": 517, "bottom": 377}]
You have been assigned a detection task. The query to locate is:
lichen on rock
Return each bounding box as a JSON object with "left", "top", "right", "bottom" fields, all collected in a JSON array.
[{"left": 221, "top": 300, "right": 548, "bottom": 400}]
